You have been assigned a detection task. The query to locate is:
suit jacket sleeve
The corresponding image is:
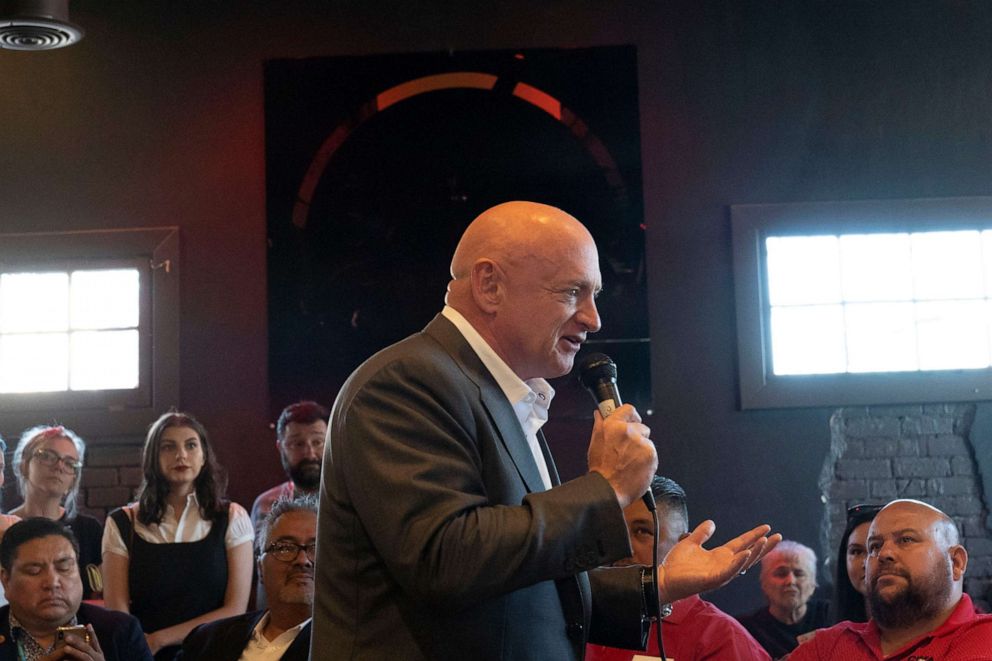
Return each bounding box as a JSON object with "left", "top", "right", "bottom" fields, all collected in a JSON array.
[
  {"left": 336, "top": 347, "right": 633, "bottom": 613},
  {"left": 588, "top": 566, "right": 650, "bottom": 650}
]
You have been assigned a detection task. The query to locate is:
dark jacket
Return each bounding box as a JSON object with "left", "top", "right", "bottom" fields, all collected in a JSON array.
[
  {"left": 312, "top": 314, "right": 648, "bottom": 660},
  {"left": 0, "top": 602, "right": 152, "bottom": 661},
  {"left": 176, "top": 610, "right": 311, "bottom": 661}
]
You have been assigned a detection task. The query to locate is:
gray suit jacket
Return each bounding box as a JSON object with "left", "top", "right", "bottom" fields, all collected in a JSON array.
[{"left": 312, "top": 314, "right": 648, "bottom": 660}]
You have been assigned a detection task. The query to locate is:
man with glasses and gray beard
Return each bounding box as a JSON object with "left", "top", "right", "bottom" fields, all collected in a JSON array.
[
  {"left": 789, "top": 499, "right": 992, "bottom": 660},
  {"left": 177, "top": 496, "right": 316, "bottom": 661}
]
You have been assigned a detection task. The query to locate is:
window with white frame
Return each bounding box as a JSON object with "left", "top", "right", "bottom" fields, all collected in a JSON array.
[
  {"left": 0, "top": 228, "right": 179, "bottom": 436},
  {"left": 732, "top": 198, "right": 992, "bottom": 409}
]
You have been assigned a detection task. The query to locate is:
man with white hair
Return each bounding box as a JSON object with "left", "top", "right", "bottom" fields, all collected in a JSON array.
[
  {"left": 790, "top": 499, "right": 992, "bottom": 659},
  {"left": 737, "top": 540, "right": 830, "bottom": 658}
]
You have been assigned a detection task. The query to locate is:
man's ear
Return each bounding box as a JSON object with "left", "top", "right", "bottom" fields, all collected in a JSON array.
[
  {"left": 0, "top": 567, "right": 9, "bottom": 591},
  {"left": 470, "top": 259, "right": 504, "bottom": 313},
  {"left": 950, "top": 544, "right": 968, "bottom": 581}
]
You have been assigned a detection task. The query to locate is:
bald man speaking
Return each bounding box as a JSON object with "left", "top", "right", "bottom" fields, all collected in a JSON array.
[{"left": 312, "top": 202, "right": 777, "bottom": 660}]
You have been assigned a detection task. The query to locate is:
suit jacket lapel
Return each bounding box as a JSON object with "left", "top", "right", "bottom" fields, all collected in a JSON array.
[
  {"left": 233, "top": 611, "right": 267, "bottom": 654},
  {"left": 536, "top": 430, "right": 561, "bottom": 486},
  {"left": 282, "top": 621, "right": 312, "bottom": 660},
  {"left": 425, "top": 315, "right": 547, "bottom": 494}
]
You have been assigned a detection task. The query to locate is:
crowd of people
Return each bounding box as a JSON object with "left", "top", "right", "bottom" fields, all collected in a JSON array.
[
  {"left": 0, "top": 402, "right": 323, "bottom": 661},
  {"left": 0, "top": 201, "right": 989, "bottom": 660}
]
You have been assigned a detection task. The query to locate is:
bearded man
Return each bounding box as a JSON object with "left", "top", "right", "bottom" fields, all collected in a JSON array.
[{"left": 790, "top": 499, "right": 992, "bottom": 660}]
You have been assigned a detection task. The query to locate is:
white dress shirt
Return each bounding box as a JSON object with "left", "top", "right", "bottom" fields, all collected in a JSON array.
[
  {"left": 101, "top": 493, "right": 254, "bottom": 558},
  {"left": 442, "top": 305, "right": 555, "bottom": 490},
  {"left": 238, "top": 612, "right": 311, "bottom": 661}
]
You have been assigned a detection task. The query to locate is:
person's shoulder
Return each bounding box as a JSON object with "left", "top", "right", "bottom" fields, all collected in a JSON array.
[
  {"left": 73, "top": 512, "right": 104, "bottom": 530},
  {"left": 228, "top": 501, "right": 250, "bottom": 518},
  {"left": 77, "top": 602, "right": 140, "bottom": 629},
  {"left": 736, "top": 605, "right": 769, "bottom": 625},
  {"left": 184, "top": 610, "right": 263, "bottom": 649},
  {"left": 788, "top": 620, "right": 859, "bottom": 660},
  {"left": 808, "top": 598, "right": 833, "bottom": 625}
]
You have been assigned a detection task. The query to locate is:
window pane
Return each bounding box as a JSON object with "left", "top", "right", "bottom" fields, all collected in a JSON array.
[
  {"left": 840, "top": 233, "right": 913, "bottom": 302},
  {"left": 916, "top": 300, "right": 990, "bottom": 370},
  {"left": 766, "top": 236, "right": 842, "bottom": 306},
  {"left": 911, "top": 230, "right": 983, "bottom": 300},
  {"left": 770, "top": 305, "right": 846, "bottom": 375},
  {"left": 844, "top": 302, "right": 917, "bottom": 373},
  {"left": 0, "top": 273, "right": 69, "bottom": 333},
  {"left": 70, "top": 330, "right": 139, "bottom": 390},
  {"left": 71, "top": 269, "right": 140, "bottom": 330},
  {"left": 0, "top": 333, "right": 68, "bottom": 392},
  {"left": 983, "top": 230, "right": 992, "bottom": 294}
]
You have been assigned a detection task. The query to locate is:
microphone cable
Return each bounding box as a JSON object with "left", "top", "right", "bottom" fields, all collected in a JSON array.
[{"left": 644, "top": 491, "right": 666, "bottom": 660}]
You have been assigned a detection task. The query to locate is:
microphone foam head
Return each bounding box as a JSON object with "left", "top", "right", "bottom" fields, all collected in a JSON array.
[{"left": 577, "top": 352, "right": 617, "bottom": 389}]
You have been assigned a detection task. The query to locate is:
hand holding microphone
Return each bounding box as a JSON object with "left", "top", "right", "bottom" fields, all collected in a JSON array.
[{"left": 580, "top": 353, "right": 657, "bottom": 510}]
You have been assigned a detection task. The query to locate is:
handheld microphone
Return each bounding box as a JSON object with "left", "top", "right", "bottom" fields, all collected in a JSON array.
[
  {"left": 577, "top": 353, "right": 655, "bottom": 513},
  {"left": 578, "top": 352, "right": 667, "bottom": 657}
]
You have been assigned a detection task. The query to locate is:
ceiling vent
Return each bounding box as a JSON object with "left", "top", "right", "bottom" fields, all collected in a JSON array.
[{"left": 0, "top": 0, "right": 83, "bottom": 51}]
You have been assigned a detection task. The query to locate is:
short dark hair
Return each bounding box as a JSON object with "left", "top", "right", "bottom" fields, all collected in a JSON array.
[
  {"left": 0, "top": 518, "right": 80, "bottom": 573},
  {"left": 276, "top": 401, "right": 329, "bottom": 440},
  {"left": 255, "top": 494, "right": 319, "bottom": 556},
  {"left": 649, "top": 475, "right": 688, "bottom": 525}
]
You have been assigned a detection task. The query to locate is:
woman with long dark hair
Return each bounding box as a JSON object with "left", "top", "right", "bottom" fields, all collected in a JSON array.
[
  {"left": 831, "top": 503, "right": 882, "bottom": 624},
  {"left": 101, "top": 411, "right": 253, "bottom": 660}
]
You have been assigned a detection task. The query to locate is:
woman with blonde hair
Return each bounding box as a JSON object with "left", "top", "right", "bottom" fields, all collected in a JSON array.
[
  {"left": 10, "top": 424, "right": 103, "bottom": 599},
  {"left": 102, "top": 411, "right": 253, "bottom": 659}
]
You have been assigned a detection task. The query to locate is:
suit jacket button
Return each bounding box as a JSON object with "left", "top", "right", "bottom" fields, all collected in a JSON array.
[{"left": 566, "top": 622, "right": 584, "bottom": 639}]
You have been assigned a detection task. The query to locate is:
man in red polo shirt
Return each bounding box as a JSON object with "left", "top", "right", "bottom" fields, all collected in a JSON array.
[
  {"left": 586, "top": 476, "right": 770, "bottom": 661},
  {"left": 790, "top": 499, "right": 992, "bottom": 660}
]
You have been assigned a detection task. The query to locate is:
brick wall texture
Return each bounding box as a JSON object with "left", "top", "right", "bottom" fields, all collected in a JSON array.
[{"left": 819, "top": 404, "right": 991, "bottom": 610}]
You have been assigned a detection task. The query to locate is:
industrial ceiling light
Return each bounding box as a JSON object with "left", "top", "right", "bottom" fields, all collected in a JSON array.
[{"left": 0, "top": 0, "right": 83, "bottom": 50}]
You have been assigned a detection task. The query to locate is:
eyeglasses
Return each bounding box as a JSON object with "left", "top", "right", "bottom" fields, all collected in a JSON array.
[
  {"left": 33, "top": 448, "right": 82, "bottom": 474},
  {"left": 846, "top": 503, "right": 882, "bottom": 521},
  {"left": 263, "top": 541, "right": 316, "bottom": 563}
]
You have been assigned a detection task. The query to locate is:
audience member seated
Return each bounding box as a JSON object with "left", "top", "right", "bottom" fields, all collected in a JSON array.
[
  {"left": 250, "top": 401, "right": 328, "bottom": 529},
  {"left": 790, "top": 499, "right": 992, "bottom": 659},
  {"left": 10, "top": 425, "right": 104, "bottom": 600},
  {"left": 177, "top": 495, "right": 315, "bottom": 660},
  {"left": 831, "top": 504, "right": 882, "bottom": 624},
  {"left": 737, "top": 540, "right": 830, "bottom": 659},
  {"left": 0, "top": 517, "right": 152, "bottom": 660},
  {"left": 250, "top": 401, "right": 328, "bottom": 609},
  {"left": 0, "top": 435, "right": 21, "bottom": 608},
  {"left": 586, "top": 476, "right": 771, "bottom": 661},
  {"left": 101, "top": 411, "right": 254, "bottom": 660}
]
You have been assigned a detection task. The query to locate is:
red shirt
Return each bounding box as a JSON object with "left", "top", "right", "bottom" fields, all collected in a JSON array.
[
  {"left": 586, "top": 594, "right": 771, "bottom": 661},
  {"left": 789, "top": 594, "right": 992, "bottom": 660}
]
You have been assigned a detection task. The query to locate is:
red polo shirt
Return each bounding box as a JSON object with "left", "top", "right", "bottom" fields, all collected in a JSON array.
[
  {"left": 789, "top": 594, "right": 992, "bottom": 660},
  {"left": 586, "top": 594, "right": 771, "bottom": 661}
]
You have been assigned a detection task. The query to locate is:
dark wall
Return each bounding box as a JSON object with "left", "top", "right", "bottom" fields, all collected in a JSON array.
[{"left": 1, "top": 0, "right": 990, "bottom": 614}]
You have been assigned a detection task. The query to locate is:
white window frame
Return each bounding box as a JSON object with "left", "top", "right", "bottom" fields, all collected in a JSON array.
[
  {"left": 731, "top": 197, "right": 992, "bottom": 409},
  {"left": 0, "top": 227, "right": 179, "bottom": 436}
]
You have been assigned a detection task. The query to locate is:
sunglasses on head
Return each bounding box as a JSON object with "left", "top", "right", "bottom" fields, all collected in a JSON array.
[{"left": 846, "top": 503, "right": 883, "bottom": 521}]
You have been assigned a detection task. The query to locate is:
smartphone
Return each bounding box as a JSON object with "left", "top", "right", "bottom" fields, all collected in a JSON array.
[{"left": 55, "top": 625, "right": 91, "bottom": 647}]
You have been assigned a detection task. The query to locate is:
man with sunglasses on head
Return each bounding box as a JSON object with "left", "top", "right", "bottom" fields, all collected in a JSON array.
[
  {"left": 177, "top": 496, "right": 316, "bottom": 661},
  {"left": 790, "top": 499, "right": 992, "bottom": 660}
]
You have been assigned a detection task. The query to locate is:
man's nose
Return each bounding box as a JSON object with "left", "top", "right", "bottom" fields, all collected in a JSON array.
[
  {"left": 40, "top": 567, "right": 61, "bottom": 588},
  {"left": 578, "top": 296, "right": 601, "bottom": 333}
]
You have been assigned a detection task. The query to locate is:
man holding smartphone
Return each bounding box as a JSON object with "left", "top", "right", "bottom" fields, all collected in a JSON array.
[{"left": 0, "top": 518, "right": 152, "bottom": 661}]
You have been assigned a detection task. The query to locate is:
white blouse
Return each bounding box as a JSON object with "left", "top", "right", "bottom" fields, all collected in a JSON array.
[{"left": 101, "top": 493, "right": 253, "bottom": 558}]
